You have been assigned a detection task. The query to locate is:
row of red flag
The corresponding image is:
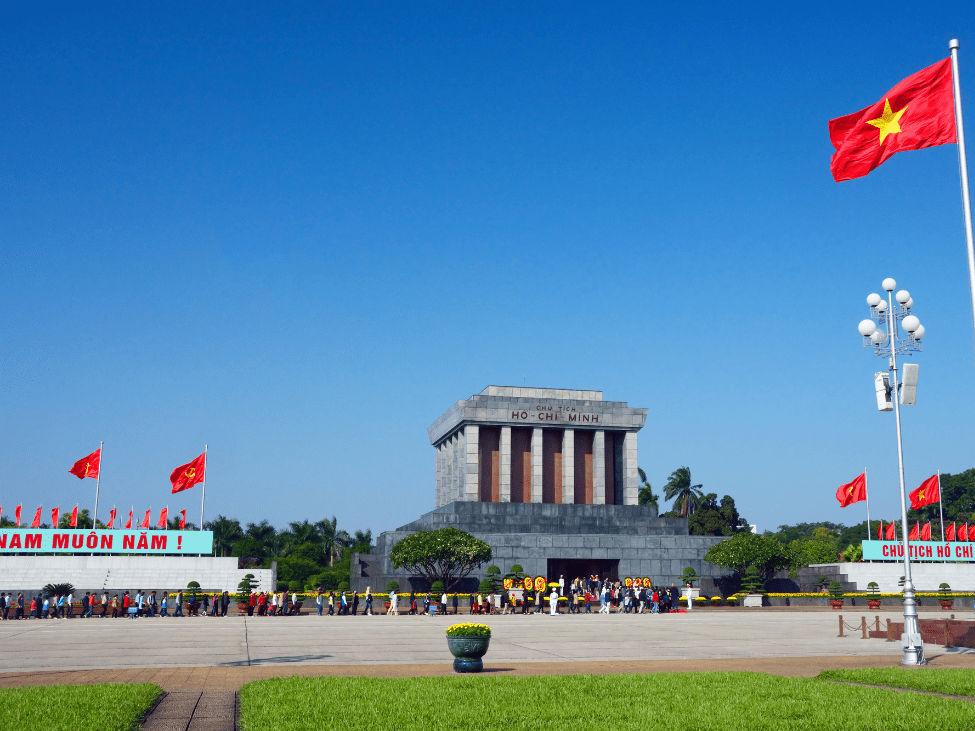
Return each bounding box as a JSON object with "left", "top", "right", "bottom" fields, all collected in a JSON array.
[
  {"left": 836, "top": 473, "right": 940, "bottom": 510},
  {"left": 0, "top": 505, "right": 187, "bottom": 530},
  {"left": 69, "top": 448, "right": 206, "bottom": 494},
  {"left": 877, "top": 521, "right": 975, "bottom": 542}
]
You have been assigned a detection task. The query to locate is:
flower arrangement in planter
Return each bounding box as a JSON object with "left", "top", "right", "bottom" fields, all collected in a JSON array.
[
  {"left": 445, "top": 623, "right": 492, "bottom": 673},
  {"left": 710, "top": 596, "right": 723, "bottom": 607},
  {"left": 726, "top": 596, "right": 739, "bottom": 606},
  {"left": 678, "top": 596, "right": 688, "bottom": 606},
  {"left": 693, "top": 597, "right": 708, "bottom": 607},
  {"left": 866, "top": 582, "right": 881, "bottom": 610},
  {"left": 938, "top": 583, "right": 953, "bottom": 610},
  {"left": 828, "top": 581, "right": 844, "bottom": 609}
]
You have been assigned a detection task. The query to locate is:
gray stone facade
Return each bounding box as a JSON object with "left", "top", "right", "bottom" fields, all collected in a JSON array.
[
  {"left": 354, "top": 502, "right": 723, "bottom": 593},
  {"left": 430, "top": 386, "right": 648, "bottom": 507}
]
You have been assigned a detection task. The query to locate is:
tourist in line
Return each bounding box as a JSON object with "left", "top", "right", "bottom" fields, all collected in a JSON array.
[
  {"left": 499, "top": 590, "right": 509, "bottom": 615},
  {"left": 364, "top": 588, "right": 374, "bottom": 615},
  {"left": 201, "top": 594, "right": 210, "bottom": 616},
  {"left": 28, "top": 596, "right": 37, "bottom": 619},
  {"left": 160, "top": 592, "right": 168, "bottom": 617},
  {"left": 0, "top": 593, "right": 8, "bottom": 620},
  {"left": 147, "top": 591, "right": 157, "bottom": 617},
  {"left": 174, "top": 590, "right": 184, "bottom": 617},
  {"left": 100, "top": 592, "right": 108, "bottom": 617},
  {"left": 422, "top": 592, "right": 430, "bottom": 615},
  {"left": 316, "top": 591, "right": 323, "bottom": 616},
  {"left": 109, "top": 594, "right": 118, "bottom": 618},
  {"left": 389, "top": 588, "right": 398, "bottom": 616},
  {"left": 440, "top": 591, "right": 448, "bottom": 615},
  {"left": 469, "top": 592, "right": 476, "bottom": 614},
  {"left": 452, "top": 592, "right": 459, "bottom": 614},
  {"left": 339, "top": 591, "right": 348, "bottom": 616},
  {"left": 15, "top": 593, "right": 24, "bottom": 620},
  {"left": 351, "top": 592, "right": 359, "bottom": 616},
  {"left": 81, "top": 592, "right": 90, "bottom": 618}
]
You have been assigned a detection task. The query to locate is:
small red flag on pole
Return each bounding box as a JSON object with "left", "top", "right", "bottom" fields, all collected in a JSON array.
[
  {"left": 959, "top": 524, "right": 969, "bottom": 542},
  {"left": 31, "top": 506, "right": 42, "bottom": 528},
  {"left": 157, "top": 508, "right": 168, "bottom": 528},
  {"left": 52, "top": 507, "right": 60, "bottom": 527},
  {"left": 920, "top": 522, "right": 932, "bottom": 541},
  {"left": 179, "top": 509, "right": 186, "bottom": 530},
  {"left": 15, "top": 505, "right": 22, "bottom": 527},
  {"left": 947, "top": 523, "right": 956, "bottom": 541},
  {"left": 107, "top": 507, "right": 117, "bottom": 529},
  {"left": 124, "top": 508, "right": 133, "bottom": 530},
  {"left": 139, "top": 509, "right": 151, "bottom": 529},
  {"left": 877, "top": 521, "right": 883, "bottom": 540},
  {"left": 909, "top": 522, "right": 919, "bottom": 541},
  {"left": 885, "top": 522, "right": 897, "bottom": 540},
  {"left": 70, "top": 506, "right": 78, "bottom": 528}
]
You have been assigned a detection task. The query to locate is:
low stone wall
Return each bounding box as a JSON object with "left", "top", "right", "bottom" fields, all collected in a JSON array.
[{"left": 869, "top": 618, "right": 975, "bottom": 647}]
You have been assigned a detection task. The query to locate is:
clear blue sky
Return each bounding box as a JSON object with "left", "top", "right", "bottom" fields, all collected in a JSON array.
[{"left": 3, "top": 3, "right": 974, "bottom": 538}]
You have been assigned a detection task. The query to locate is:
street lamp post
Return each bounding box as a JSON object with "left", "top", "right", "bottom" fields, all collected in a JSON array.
[{"left": 857, "top": 277, "right": 926, "bottom": 666}]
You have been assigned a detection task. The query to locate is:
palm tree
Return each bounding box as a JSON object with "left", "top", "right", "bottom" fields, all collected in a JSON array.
[
  {"left": 351, "top": 529, "right": 373, "bottom": 552},
  {"left": 637, "top": 468, "right": 659, "bottom": 511},
  {"left": 288, "top": 520, "right": 320, "bottom": 545},
  {"left": 316, "top": 516, "right": 342, "bottom": 566},
  {"left": 663, "top": 466, "right": 703, "bottom": 517},
  {"left": 203, "top": 515, "right": 243, "bottom": 556}
]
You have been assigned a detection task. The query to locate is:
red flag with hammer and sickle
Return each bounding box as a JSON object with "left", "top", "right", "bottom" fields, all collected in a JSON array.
[
  {"left": 835, "top": 473, "right": 867, "bottom": 507},
  {"left": 170, "top": 453, "right": 206, "bottom": 494},
  {"left": 70, "top": 448, "right": 101, "bottom": 480}
]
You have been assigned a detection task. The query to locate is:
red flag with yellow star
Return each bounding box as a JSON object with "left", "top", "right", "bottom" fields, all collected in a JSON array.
[
  {"left": 835, "top": 473, "right": 866, "bottom": 507},
  {"left": 829, "top": 58, "right": 955, "bottom": 182},
  {"left": 909, "top": 474, "right": 940, "bottom": 510},
  {"left": 170, "top": 453, "right": 206, "bottom": 494}
]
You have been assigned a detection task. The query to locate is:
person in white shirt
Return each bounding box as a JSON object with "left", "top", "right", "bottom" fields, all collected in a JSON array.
[
  {"left": 389, "top": 590, "right": 398, "bottom": 616},
  {"left": 270, "top": 592, "right": 278, "bottom": 616},
  {"left": 65, "top": 592, "right": 74, "bottom": 618},
  {"left": 549, "top": 588, "right": 559, "bottom": 615}
]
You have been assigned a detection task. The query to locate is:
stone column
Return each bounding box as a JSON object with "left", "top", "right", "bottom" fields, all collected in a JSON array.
[
  {"left": 593, "top": 430, "right": 606, "bottom": 504},
  {"left": 561, "top": 429, "right": 574, "bottom": 503},
  {"left": 623, "top": 430, "right": 639, "bottom": 505},
  {"left": 530, "top": 427, "right": 543, "bottom": 503},
  {"left": 436, "top": 443, "right": 443, "bottom": 507},
  {"left": 499, "top": 427, "right": 512, "bottom": 502},
  {"left": 464, "top": 425, "right": 479, "bottom": 501},
  {"left": 452, "top": 433, "right": 462, "bottom": 502}
]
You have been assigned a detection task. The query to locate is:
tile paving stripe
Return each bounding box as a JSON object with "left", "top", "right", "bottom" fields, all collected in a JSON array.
[{"left": 142, "top": 690, "right": 237, "bottom": 731}]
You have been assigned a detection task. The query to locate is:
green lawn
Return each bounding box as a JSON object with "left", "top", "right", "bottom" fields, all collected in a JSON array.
[
  {"left": 819, "top": 667, "right": 975, "bottom": 696},
  {"left": 0, "top": 683, "right": 160, "bottom": 731},
  {"left": 238, "top": 672, "right": 975, "bottom": 731}
]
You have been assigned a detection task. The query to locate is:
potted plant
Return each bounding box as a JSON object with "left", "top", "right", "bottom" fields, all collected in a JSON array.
[
  {"left": 866, "top": 582, "right": 881, "bottom": 610},
  {"left": 938, "top": 583, "right": 953, "bottom": 610},
  {"left": 445, "top": 622, "right": 491, "bottom": 673},
  {"left": 680, "top": 568, "right": 700, "bottom": 600},
  {"left": 741, "top": 566, "right": 765, "bottom": 607},
  {"left": 235, "top": 574, "right": 257, "bottom": 615},
  {"left": 711, "top": 596, "right": 723, "bottom": 607},
  {"left": 726, "top": 595, "right": 740, "bottom": 607},
  {"left": 828, "top": 581, "right": 844, "bottom": 609}
]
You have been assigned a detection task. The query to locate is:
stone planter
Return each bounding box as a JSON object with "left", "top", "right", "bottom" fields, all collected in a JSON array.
[
  {"left": 940, "top": 600, "right": 953, "bottom": 611},
  {"left": 829, "top": 599, "right": 843, "bottom": 610},
  {"left": 446, "top": 635, "right": 491, "bottom": 673},
  {"left": 867, "top": 599, "right": 881, "bottom": 610},
  {"left": 236, "top": 602, "right": 252, "bottom": 616}
]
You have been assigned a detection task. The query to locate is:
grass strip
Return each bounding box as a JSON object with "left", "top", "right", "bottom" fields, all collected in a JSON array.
[
  {"left": 819, "top": 667, "right": 975, "bottom": 697},
  {"left": 239, "top": 672, "right": 975, "bottom": 731},
  {"left": 0, "top": 683, "right": 161, "bottom": 731}
]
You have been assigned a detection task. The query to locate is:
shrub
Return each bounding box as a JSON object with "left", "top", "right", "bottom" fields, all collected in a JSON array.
[
  {"left": 828, "top": 581, "right": 844, "bottom": 600},
  {"left": 42, "top": 583, "right": 75, "bottom": 598},
  {"left": 276, "top": 582, "right": 289, "bottom": 592},
  {"left": 445, "top": 623, "right": 491, "bottom": 638},
  {"left": 509, "top": 564, "right": 524, "bottom": 573},
  {"left": 741, "top": 566, "right": 764, "bottom": 594},
  {"left": 711, "top": 596, "right": 722, "bottom": 606},
  {"left": 386, "top": 581, "right": 400, "bottom": 592},
  {"left": 681, "top": 567, "right": 699, "bottom": 586},
  {"left": 726, "top": 596, "right": 739, "bottom": 606},
  {"left": 939, "top": 583, "right": 952, "bottom": 600},
  {"left": 187, "top": 581, "right": 201, "bottom": 590},
  {"left": 431, "top": 581, "right": 445, "bottom": 595},
  {"left": 478, "top": 579, "right": 495, "bottom": 594},
  {"left": 867, "top": 581, "right": 880, "bottom": 595}
]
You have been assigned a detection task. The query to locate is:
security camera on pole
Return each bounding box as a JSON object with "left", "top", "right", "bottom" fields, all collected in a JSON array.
[{"left": 857, "top": 278, "right": 925, "bottom": 666}]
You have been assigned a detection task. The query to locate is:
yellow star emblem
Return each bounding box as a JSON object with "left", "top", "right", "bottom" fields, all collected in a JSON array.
[{"left": 866, "top": 98, "right": 908, "bottom": 145}]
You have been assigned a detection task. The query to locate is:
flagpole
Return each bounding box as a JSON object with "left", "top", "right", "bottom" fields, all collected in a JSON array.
[
  {"left": 864, "top": 467, "right": 871, "bottom": 540},
  {"left": 949, "top": 39, "right": 975, "bottom": 364},
  {"left": 93, "top": 441, "right": 103, "bottom": 529},
  {"left": 937, "top": 470, "right": 945, "bottom": 541},
  {"left": 200, "top": 445, "right": 207, "bottom": 531}
]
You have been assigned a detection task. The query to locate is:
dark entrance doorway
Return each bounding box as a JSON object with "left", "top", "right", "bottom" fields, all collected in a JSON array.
[{"left": 547, "top": 558, "right": 619, "bottom": 583}]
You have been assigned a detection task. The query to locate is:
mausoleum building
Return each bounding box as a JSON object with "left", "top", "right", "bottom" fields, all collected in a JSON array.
[{"left": 354, "top": 386, "right": 723, "bottom": 593}]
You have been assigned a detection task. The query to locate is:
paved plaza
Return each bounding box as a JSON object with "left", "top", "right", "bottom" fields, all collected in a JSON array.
[{"left": 2, "top": 609, "right": 972, "bottom": 676}]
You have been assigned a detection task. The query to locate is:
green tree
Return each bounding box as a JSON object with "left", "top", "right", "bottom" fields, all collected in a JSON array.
[
  {"left": 316, "top": 516, "right": 351, "bottom": 566},
  {"left": 275, "top": 556, "right": 321, "bottom": 588},
  {"left": 786, "top": 536, "right": 837, "bottom": 578},
  {"left": 389, "top": 527, "right": 492, "bottom": 592},
  {"left": 663, "top": 466, "right": 704, "bottom": 517},
  {"left": 351, "top": 529, "right": 373, "bottom": 553},
  {"left": 57, "top": 509, "right": 99, "bottom": 529},
  {"left": 203, "top": 515, "right": 243, "bottom": 555},
  {"left": 704, "top": 532, "right": 790, "bottom": 582},
  {"left": 687, "top": 494, "right": 748, "bottom": 536},
  {"left": 637, "top": 468, "right": 659, "bottom": 511}
]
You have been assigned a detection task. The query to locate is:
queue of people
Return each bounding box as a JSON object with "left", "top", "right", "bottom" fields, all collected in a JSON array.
[{"left": 0, "top": 590, "right": 234, "bottom": 618}]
